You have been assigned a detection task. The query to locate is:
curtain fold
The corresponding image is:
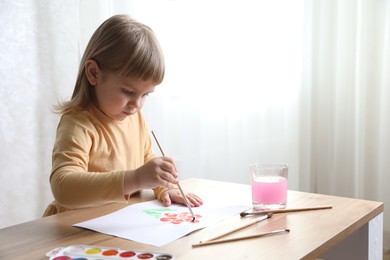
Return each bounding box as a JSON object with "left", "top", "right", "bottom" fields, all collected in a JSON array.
[{"left": 304, "top": 0, "right": 390, "bottom": 248}]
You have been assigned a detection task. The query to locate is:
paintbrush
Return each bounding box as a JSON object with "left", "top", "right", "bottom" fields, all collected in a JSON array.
[
  {"left": 151, "top": 131, "right": 196, "bottom": 222},
  {"left": 240, "top": 205, "right": 333, "bottom": 217},
  {"left": 203, "top": 213, "right": 272, "bottom": 242},
  {"left": 192, "top": 229, "right": 290, "bottom": 247}
]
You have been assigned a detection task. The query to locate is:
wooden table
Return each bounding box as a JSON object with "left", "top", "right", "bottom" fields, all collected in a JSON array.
[{"left": 0, "top": 178, "right": 384, "bottom": 259}]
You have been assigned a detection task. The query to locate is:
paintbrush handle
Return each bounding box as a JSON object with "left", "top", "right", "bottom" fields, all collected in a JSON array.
[
  {"left": 204, "top": 214, "right": 271, "bottom": 242},
  {"left": 241, "top": 205, "right": 332, "bottom": 217},
  {"left": 151, "top": 131, "right": 195, "bottom": 221},
  {"left": 192, "top": 229, "right": 290, "bottom": 247},
  {"left": 177, "top": 183, "right": 195, "bottom": 216},
  {"left": 261, "top": 205, "right": 332, "bottom": 214}
]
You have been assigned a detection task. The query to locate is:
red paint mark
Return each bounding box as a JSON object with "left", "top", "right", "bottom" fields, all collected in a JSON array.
[{"left": 159, "top": 212, "right": 202, "bottom": 224}]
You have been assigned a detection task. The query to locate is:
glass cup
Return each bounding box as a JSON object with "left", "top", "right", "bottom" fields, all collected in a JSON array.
[{"left": 250, "top": 163, "right": 288, "bottom": 211}]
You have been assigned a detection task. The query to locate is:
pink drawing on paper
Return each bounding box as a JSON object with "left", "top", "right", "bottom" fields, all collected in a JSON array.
[{"left": 143, "top": 208, "right": 202, "bottom": 224}]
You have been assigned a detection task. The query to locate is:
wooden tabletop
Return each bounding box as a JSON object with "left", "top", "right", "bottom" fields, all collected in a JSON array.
[{"left": 0, "top": 178, "right": 384, "bottom": 260}]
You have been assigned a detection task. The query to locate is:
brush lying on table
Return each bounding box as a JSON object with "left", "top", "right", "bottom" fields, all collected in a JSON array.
[
  {"left": 192, "top": 213, "right": 289, "bottom": 247},
  {"left": 192, "top": 229, "right": 290, "bottom": 247},
  {"left": 205, "top": 213, "right": 272, "bottom": 242},
  {"left": 240, "top": 205, "right": 333, "bottom": 217},
  {"left": 151, "top": 130, "right": 196, "bottom": 222}
]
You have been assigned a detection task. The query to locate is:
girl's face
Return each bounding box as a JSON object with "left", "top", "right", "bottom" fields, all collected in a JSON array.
[{"left": 94, "top": 70, "right": 156, "bottom": 121}]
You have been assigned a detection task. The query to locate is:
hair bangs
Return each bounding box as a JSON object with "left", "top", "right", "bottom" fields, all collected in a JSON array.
[{"left": 118, "top": 28, "right": 165, "bottom": 84}]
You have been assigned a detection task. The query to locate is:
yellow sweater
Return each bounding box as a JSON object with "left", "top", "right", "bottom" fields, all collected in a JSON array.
[{"left": 43, "top": 105, "right": 165, "bottom": 216}]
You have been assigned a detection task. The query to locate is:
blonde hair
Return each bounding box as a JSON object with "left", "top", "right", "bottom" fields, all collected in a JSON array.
[{"left": 56, "top": 15, "right": 165, "bottom": 114}]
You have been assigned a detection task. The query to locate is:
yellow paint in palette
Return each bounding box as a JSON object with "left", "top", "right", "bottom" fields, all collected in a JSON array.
[
  {"left": 46, "top": 244, "right": 174, "bottom": 260},
  {"left": 84, "top": 247, "right": 101, "bottom": 254}
]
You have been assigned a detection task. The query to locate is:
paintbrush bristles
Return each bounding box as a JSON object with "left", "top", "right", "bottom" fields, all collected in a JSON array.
[{"left": 151, "top": 130, "right": 196, "bottom": 222}]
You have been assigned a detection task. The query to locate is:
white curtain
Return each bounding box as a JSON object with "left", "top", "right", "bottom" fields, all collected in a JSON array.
[
  {"left": 302, "top": 0, "right": 390, "bottom": 249},
  {"left": 0, "top": 0, "right": 80, "bottom": 226},
  {"left": 303, "top": 0, "right": 390, "bottom": 196},
  {"left": 0, "top": 0, "right": 389, "bottom": 251}
]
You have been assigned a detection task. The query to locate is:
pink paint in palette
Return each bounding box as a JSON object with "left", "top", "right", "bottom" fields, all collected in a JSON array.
[{"left": 46, "top": 244, "right": 174, "bottom": 260}]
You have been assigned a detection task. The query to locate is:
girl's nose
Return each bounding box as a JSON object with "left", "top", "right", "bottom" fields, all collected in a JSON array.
[{"left": 128, "top": 97, "right": 142, "bottom": 109}]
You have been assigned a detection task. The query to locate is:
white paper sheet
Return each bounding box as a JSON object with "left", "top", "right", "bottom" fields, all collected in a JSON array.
[{"left": 74, "top": 200, "right": 249, "bottom": 247}]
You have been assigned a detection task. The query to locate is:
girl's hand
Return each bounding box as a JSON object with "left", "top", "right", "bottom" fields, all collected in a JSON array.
[
  {"left": 134, "top": 157, "right": 179, "bottom": 189},
  {"left": 159, "top": 189, "right": 203, "bottom": 207}
]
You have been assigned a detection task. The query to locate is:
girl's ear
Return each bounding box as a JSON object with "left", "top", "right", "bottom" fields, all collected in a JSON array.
[{"left": 84, "top": 60, "right": 101, "bottom": 86}]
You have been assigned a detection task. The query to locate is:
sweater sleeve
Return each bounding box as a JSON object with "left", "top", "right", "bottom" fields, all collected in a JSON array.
[{"left": 50, "top": 114, "right": 127, "bottom": 209}]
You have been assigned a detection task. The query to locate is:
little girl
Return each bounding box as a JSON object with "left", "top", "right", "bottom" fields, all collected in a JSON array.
[{"left": 44, "top": 15, "right": 203, "bottom": 216}]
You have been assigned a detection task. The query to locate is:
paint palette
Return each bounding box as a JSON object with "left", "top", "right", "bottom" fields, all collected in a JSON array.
[{"left": 46, "top": 244, "right": 174, "bottom": 260}]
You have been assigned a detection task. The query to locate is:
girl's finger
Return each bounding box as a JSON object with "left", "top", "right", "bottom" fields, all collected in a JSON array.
[
  {"left": 160, "top": 161, "right": 178, "bottom": 178},
  {"left": 160, "top": 191, "right": 172, "bottom": 207},
  {"left": 186, "top": 193, "right": 203, "bottom": 207},
  {"left": 161, "top": 156, "right": 178, "bottom": 172},
  {"left": 159, "top": 171, "right": 178, "bottom": 186}
]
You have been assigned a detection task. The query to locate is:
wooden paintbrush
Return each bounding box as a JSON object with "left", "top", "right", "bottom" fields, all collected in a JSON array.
[
  {"left": 151, "top": 130, "right": 196, "bottom": 222},
  {"left": 203, "top": 213, "right": 272, "bottom": 242},
  {"left": 192, "top": 229, "right": 290, "bottom": 247},
  {"left": 240, "top": 205, "right": 333, "bottom": 217}
]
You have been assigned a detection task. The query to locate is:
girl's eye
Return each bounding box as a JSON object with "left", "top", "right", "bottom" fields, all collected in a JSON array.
[{"left": 123, "top": 89, "right": 134, "bottom": 96}]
